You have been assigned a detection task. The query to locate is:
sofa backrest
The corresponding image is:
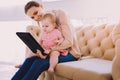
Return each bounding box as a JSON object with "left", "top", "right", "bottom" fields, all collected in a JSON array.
[
  {"left": 76, "top": 24, "right": 116, "bottom": 61},
  {"left": 26, "top": 23, "right": 117, "bottom": 61}
]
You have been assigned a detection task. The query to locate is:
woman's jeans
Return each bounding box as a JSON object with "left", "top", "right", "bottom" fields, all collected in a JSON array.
[{"left": 11, "top": 53, "right": 77, "bottom": 80}]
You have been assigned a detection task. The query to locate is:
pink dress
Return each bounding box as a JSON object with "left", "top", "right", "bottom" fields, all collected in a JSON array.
[{"left": 40, "top": 29, "right": 68, "bottom": 56}]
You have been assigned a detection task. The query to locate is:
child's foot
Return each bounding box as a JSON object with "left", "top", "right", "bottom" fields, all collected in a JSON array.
[{"left": 48, "top": 67, "right": 54, "bottom": 73}]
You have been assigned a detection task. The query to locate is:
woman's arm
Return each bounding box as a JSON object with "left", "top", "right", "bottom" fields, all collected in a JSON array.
[
  {"left": 56, "top": 30, "right": 64, "bottom": 45},
  {"left": 51, "top": 10, "right": 73, "bottom": 50}
]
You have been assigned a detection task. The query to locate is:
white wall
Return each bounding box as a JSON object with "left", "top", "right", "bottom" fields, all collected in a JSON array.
[
  {"left": 0, "top": 21, "right": 32, "bottom": 64},
  {"left": 42, "top": 0, "right": 120, "bottom": 22},
  {"left": 0, "top": 0, "right": 30, "bottom": 21},
  {"left": 1, "top": 0, "right": 120, "bottom": 21},
  {"left": 0, "top": 1, "right": 33, "bottom": 64},
  {"left": 77, "top": 0, "right": 120, "bottom": 22}
]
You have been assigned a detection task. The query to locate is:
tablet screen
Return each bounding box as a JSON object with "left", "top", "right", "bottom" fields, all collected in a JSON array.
[{"left": 16, "top": 32, "right": 47, "bottom": 55}]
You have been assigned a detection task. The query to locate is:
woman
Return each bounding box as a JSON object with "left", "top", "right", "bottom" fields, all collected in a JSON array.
[{"left": 12, "top": 1, "right": 81, "bottom": 80}]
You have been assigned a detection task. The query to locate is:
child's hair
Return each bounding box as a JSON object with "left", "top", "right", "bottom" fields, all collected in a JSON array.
[
  {"left": 24, "top": 1, "right": 43, "bottom": 14},
  {"left": 42, "top": 12, "right": 57, "bottom": 27}
]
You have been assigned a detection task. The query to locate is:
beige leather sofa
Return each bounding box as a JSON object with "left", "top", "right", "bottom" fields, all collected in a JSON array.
[{"left": 26, "top": 22, "right": 120, "bottom": 80}]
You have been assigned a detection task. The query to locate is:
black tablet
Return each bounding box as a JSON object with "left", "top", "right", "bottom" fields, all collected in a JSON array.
[{"left": 16, "top": 32, "right": 47, "bottom": 55}]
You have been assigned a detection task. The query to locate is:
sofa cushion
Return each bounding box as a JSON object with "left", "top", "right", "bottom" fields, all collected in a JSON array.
[{"left": 55, "top": 58, "right": 112, "bottom": 80}]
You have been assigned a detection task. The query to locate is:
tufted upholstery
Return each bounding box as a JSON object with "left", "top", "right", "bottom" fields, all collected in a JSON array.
[
  {"left": 76, "top": 24, "right": 115, "bottom": 60},
  {"left": 25, "top": 22, "right": 120, "bottom": 80}
]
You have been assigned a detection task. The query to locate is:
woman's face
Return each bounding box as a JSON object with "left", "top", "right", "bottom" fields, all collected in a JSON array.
[{"left": 26, "top": 6, "right": 44, "bottom": 21}]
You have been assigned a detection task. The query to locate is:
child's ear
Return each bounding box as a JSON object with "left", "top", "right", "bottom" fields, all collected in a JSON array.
[
  {"left": 54, "top": 23, "right": 57, "bottom": 28},
  {"left": 54, "top": 23, "right": 56, "bottom": 26}
]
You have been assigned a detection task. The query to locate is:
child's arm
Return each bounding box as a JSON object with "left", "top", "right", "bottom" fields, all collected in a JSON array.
[{"left": 37, "top": 34, "right": 48, "bottom": 58}]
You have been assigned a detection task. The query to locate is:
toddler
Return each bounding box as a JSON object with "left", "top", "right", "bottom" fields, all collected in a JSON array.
[{"left": 39, "top": 12, "right": 68, "bottom": 72}]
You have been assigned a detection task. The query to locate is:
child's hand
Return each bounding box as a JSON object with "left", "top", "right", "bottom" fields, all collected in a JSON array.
[
  {"left": 56, "top": 40, "right": 63, "bottom": 45},
  {"left": 55, "top": 40, "right": 61, "bottom": 45},
  {"left": 36, "top": 49, "right": 46, "bottom": 59},
  {"left": 44, "top": 49, "right": 51, "bottom": 54}
]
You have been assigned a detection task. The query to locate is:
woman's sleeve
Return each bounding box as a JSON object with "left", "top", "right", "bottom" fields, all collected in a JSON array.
[{"left": 51, "top": 10, "right": 73, "bottom": 50}]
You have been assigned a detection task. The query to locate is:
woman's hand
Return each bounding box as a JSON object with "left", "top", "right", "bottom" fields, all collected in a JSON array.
[
  {"left": 36, "top": 49, "right": 47, "bottom": 59},
  {"left": 26, "top": 48, "right": 39, "bottom": 57}
]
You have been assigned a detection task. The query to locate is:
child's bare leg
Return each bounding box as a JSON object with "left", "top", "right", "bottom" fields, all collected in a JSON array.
[{"left": 48, "top": 51, "right": 60, "bottom": 73}]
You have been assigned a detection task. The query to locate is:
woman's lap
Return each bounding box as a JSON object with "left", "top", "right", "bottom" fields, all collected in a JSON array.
[
  {"left": 11, "top": 56, "right": 41, "bottom": 80},
  {"left": 59, "top": 53, "right": 77, "bottom": 63},
  {"left": 12, "top": 53, "right": 77, "bottom": 80}
]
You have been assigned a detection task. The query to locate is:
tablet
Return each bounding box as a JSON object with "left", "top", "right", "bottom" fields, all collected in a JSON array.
[{"left": 16, "top": 32, "right": 47, "bottom": 55}]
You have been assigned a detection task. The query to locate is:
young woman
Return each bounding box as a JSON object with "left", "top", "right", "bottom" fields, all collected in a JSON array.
[{"left": 12, "top": 1, "right": 81, "bottom": 80}]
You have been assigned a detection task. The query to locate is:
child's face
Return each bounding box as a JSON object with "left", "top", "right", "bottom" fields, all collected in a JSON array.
[{"left": 41, "top": 18, "right": 55, "bottom": 33}]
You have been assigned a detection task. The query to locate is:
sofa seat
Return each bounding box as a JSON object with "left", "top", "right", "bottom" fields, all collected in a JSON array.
[{"left": 55, "top": 58, "right": 112, "bottom": 80}]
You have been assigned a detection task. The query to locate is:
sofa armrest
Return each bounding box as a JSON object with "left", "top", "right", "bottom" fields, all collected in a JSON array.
[
  {"left": 112, "top": 22, "right": 120, "bottom": 43},
  {"left": 25, "top": 25, "right": 40, "bottom": 58},
  {"left": 26, "top": 25, "right": 40, "bottom": 41},
  {"left": 112, "top": 39, "right": 120, "bottom": 80},
  {"left": 112, "top": 22, "right": 120, "bottom": 80}
]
